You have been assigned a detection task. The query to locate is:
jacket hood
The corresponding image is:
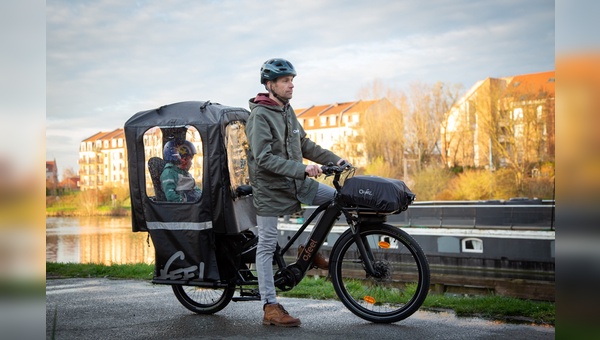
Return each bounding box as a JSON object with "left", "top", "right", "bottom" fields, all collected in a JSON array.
[{"left": 249, "top": 93, "right": 284, "bottom": 111}]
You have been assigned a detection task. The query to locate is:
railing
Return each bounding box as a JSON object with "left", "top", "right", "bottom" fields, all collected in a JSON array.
[{"left": 302, "top": 199, "right": 555, "bottom": 231}]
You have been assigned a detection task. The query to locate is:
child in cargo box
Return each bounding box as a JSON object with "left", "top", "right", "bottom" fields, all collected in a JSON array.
[{"left": 160, "top": 139, "right": 202, "bottom": 203}]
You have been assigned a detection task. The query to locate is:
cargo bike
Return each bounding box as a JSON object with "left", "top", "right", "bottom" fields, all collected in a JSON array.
[{"left": 124, "top": 101, "right": 429, "bottom": 323}]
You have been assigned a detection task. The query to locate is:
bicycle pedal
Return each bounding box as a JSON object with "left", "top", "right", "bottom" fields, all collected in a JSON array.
[
  {"left": 240, "top": 289, "right": 260, "bottom": 297},
  {"left": 232, "top": 296, "right": 261, "bottom": 302}
]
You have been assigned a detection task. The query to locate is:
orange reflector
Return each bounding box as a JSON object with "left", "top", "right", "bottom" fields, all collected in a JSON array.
[
  {"left": 364, "top": 296, "right": 376, "bottom": 304},
  {"left": 378, "top": 241, "right": 390, "bottom": 249}
]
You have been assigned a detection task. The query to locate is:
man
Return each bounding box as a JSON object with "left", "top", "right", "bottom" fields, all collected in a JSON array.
[
  {"left": 160, "top": 139, "right": 202, "bottom": 202},
  {"left": 246, "top": 58, "right": 348, "bottom": 327}
]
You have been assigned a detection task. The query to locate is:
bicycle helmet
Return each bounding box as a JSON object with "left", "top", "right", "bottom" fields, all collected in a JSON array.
[
  {"left": 260, "top": 58, "right": 297, "bottom": 84},
  {"left": 163, "top": 140, "right": 197, "bottom": 163}
]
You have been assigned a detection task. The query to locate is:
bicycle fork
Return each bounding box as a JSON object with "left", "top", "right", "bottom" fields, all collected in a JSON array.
[{"left": 344, "top": 213, "right": 383, "bottom": 278}]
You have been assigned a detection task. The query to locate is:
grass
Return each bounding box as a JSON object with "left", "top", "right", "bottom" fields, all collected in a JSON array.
[
  {"left": 46, "top": 262, "right": 555, "bottom": 326},
  {"left": 46, "top": 262, "right": 154, "bottom": 280}
]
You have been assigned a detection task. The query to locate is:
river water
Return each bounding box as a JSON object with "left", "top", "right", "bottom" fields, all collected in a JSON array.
[{"left": 46, "top": 216, "right": 155, "bottom": 264}]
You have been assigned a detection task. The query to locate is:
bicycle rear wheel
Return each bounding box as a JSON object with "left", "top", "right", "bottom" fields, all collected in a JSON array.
[
  {"left": 172, "top": 284, "right": 235, "bottom": 314},
  {"left": 330, "top": 223, "right": 430, "bottom": 323}
]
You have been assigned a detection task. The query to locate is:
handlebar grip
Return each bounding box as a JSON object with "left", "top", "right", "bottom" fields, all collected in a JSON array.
[
  {"left": 321, "top": 163, "right": 349, "bottom": 175},
  {"left": 320, "top": 163, "right": 335, "bottom": 175}
]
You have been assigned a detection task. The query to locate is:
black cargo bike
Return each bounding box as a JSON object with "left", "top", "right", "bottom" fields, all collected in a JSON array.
[{"left": 124, "top": 100, "right": 429, "bottom": 323}]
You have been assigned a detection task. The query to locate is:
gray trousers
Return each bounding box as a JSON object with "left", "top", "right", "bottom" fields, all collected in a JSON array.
[{"left": 255, "top": 183, "right": 335, "bottom": 305}]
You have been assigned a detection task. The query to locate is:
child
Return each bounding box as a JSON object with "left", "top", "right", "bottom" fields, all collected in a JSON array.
[{"left": 160, "top": 140, "right": 202, "bottom": 202}]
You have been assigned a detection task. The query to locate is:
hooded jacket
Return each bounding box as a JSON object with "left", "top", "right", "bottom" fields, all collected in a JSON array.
[
  {"left": 160, "top": 162, "right": 202, "bottom": 203},
  {"left": 246, "top": 93, "right": 341, "bottom": 216}
]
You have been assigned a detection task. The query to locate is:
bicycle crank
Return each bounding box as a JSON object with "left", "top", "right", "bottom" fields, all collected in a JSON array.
[{"left": 274, "top": 266, "right": 303, "bottom": 291}]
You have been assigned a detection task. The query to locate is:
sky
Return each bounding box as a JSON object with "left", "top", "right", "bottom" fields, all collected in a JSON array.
[{"left": 43, "top": 0, "right": 557, "bottom": 176}]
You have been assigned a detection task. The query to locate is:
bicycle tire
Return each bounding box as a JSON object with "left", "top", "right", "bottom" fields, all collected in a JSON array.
[
  {"left": 330, "top": 223, "right": 430, "bottom": 323},
  {"left": 172, "top": 284, "right": 235, "bottom": 315}
]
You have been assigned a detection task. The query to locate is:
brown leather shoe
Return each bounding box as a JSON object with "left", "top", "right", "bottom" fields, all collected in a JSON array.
[
  {"left": 263, "top": 303, "right": 301, "bottom": 327},
  {"left": 298, "top": 245, "right": 329, "bottom": 270}
]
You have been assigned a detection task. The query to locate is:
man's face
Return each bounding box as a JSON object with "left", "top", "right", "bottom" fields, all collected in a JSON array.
[{"left": 270, "top": 75, "right": 294, "bottom": 101}]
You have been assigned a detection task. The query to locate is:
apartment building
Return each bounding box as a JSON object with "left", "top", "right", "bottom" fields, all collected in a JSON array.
[
  {"left": 79, "top": 128, "right": 127, "bottom": 191},
  {"left": 442, "top": 71, "right": 555, "bottom": 170},
  {"left": 46, "top": 160, "right": 58, "bottom": 183},
  {"left": 296, "top": 98, "right": 401, "bottom": 168}
]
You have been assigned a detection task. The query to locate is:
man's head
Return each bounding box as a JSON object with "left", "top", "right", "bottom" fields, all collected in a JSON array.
[
  {"left": 163, "top": 140, "right": 196, "bottom": 170},
  {"left": 260, "top": 58, "right": 296, "bottom": 105}
]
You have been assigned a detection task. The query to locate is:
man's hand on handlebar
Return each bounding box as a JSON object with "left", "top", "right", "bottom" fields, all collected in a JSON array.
[
  {"left": 320, "top": 160, "right": 353, "bottom": 176},
  {"left": 305, "top": 164, "right": 322, "bottom": 178}
]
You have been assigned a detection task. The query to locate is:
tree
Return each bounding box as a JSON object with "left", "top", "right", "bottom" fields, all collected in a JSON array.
[
  {"left": 60, "top": 167, "right": 78, "bottom": 192},
  {"left": 331, "top": 133, "right": 364, "bottom": 169},
  {"left": 62, "top": 167, "right": 76, "bottom": 180},
  {"left": 475, "top": 79, "right": 554, "bottom": 192},
  {"left": 356, "top": 80, "right": 462, "bottom": 178},
  {"left": 355, "top": 80, "right": 406, "bottom": 177},
  {"left": 404, "top": 81, "right": 463, "bottom": 170}
]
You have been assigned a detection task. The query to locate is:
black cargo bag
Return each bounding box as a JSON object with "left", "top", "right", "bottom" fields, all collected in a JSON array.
[{"left": 339, "top": 176, "right": 415, "bottom": 213}]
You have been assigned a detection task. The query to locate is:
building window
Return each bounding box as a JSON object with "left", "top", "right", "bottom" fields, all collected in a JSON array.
[
  {"left": 309, "top": 119, "right": 314, "bottom": 127},
  {"left": 461, "top": 238, "right": 483, "bottom": 253},
  {"left": 329, "top": 116, "right": 337, "bottom": 126},
  {"left": 320, "top": 117, "right": 327, "bottom": 126},
  {"left": 512, "top": 108, "right": 523, "bottom": 121}
]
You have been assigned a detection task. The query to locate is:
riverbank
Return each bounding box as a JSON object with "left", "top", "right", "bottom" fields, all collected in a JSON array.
[
  {"left": 46, "top": 262, "right": 555, "bottom": 326},
  {"left": 45, "top": 208, "right": 130, "bottom": 217},
  {"left": 46, "top": 193, "right": 131, "bottom": 217}
]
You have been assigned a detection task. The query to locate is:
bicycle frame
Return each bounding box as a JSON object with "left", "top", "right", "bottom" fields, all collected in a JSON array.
[
  {"left": 270, "top": 168, "right": 385, "bottom": 291},
  {"left": 273, "top": 201, "right": 340, "bottom": 288}
]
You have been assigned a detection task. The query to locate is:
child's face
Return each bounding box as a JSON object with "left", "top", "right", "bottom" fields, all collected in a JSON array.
[{"left": 179, "top": 155, "right": 193, "bottom": 171}]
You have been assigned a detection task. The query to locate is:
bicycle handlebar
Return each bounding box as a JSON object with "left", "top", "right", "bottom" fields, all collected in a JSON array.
[
  {"left": 320, "top": 162, "right": 350, "bottom": 176},
  {"left": 321, "top": 161, "right": 353, "bottom": 191}
]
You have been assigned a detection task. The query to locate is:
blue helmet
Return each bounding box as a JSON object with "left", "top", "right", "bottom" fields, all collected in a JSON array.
[
  {"left": 163, "top": 140, "right": 197, "bottom": 163},
  {"left": 260, "top": 58, "right": 296, "bottom": 84}
]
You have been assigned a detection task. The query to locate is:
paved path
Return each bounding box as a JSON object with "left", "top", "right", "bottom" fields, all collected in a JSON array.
[{"left": 46, "top": 278, "right": 554, "bottom": 339}]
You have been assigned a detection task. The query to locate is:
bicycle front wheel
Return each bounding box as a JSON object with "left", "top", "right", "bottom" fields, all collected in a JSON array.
[
  {"left": 330, "top": 223, "right": 430, "bottom": 323},
  {"left": 172, "top": 284, "right": 235, "bottom": 314}
]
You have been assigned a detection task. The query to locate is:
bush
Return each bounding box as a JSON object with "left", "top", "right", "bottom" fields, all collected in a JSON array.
[
  {"left": 523, "top": 177, "right": 555, "bottom": 199},
  {"left": 46, "top": 185, "right": 132, "bottom": 216},
  {"left": 492, "top": 168, "right": 518, "bottom": 199},
  {"left": 411, "top": 167, "right": 454, "bottom": 201},
  {"left": 435, "top": 167, "right": 554, "bottom": 201},
  {"left": 444, "top": 170, "right": 496, "bottom": 200},
  {"left": 364, "top": 156, "right": 400, "bottom": 178}
]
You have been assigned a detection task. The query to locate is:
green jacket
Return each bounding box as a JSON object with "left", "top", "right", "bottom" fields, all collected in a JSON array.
[
  {"left": 160, "top": 163, "right": 202, "bottom": 202},
  {"left": 246, "top": 94, "right": 341, "bottom": 216}
]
